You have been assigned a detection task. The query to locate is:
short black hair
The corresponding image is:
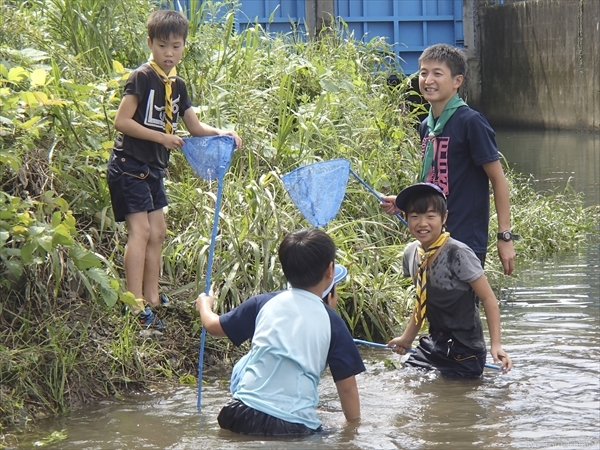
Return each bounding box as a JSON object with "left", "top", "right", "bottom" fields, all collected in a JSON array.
[
  {"left": 147, "top": 10, "right": 189, "bottom": 42},
  {"left": 405, "top": 191, "right": 447, "bottom": 218},
  {"left": 419, "top": 43, "right": 467, "bottom": 79},
  {"left": 278, "top": 228, "right": 336, "bottom": 290}
]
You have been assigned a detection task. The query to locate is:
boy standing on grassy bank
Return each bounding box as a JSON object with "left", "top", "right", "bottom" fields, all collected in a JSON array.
[
  {"left": 387, "top": 183, "right": 512, "bottom": 378},
  {"left": 107, "top": 10, "right": 241, "bottom": 328},
  {"left": 382, "top": 44, "right": 517, "bottom": 274},
  {"left": 196, "top": 228, "right": 364, "bottom": 436}
]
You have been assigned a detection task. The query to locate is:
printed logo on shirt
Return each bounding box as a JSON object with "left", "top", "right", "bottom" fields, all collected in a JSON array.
[
  {"left": 421, "top": 136, "right": 450, "bottom": 195},
  {"left": 144, "top": 89, "right": 181, "bottom": 131}
]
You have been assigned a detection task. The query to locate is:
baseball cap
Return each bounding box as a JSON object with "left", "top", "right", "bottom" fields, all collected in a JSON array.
[
  {"left": 322, "top": 264, "right": 348, "bottom": 298},
  {"left": 394, "top": 182, "right": 446, "bottom": 211}
]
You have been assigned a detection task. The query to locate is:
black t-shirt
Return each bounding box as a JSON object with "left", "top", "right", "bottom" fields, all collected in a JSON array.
[{"left": 112, "top": 63, "right": 193, "bottom": 169}]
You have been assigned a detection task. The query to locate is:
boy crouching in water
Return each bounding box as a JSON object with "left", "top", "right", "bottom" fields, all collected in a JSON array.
[
  {"left": 387, "top": 183, "right": 512, "bottom": 377},
  {"left": 196, "top": 228, "right": 365, "bottom": 436}
]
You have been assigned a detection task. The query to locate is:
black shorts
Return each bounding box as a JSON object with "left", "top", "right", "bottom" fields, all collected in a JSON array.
[
  {"left": 217, "top": 400, "right": 321, "bottom": 437},
  {"left": 106, "top": 153, "right": 167, "bottom": 222},
  {"left": 404, "top": 332, "right": 487, "bottom": 378}
]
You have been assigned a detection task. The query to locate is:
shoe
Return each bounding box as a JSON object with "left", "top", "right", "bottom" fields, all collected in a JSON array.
[
  {"left": 160, "top": 293, "right": 170, "bottom": 306},
  {"left": 138, "top": 306, "right": 167, "bottom": 331}
]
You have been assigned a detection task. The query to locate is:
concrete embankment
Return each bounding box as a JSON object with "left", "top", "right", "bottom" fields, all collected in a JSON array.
[{"left": 477, "top": 0, "right": 599, "bottom": 132}]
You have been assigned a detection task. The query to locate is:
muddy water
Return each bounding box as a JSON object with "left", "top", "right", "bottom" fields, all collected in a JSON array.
[{"left": 11, "top": 129, "right": 600, "bottom": 449}]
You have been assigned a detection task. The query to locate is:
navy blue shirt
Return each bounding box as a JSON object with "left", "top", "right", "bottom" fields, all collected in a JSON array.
[{"left": 419, "top": 106, "right": 500, "bottom": 254}]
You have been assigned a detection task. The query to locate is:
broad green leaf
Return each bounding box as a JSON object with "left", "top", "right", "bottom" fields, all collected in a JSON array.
[
  {"left": 8, "top": 67, "right": 28, "bottom": 82},
  {"left": 4, "top": 259, "right": 23, "bottom": 279},
  {"left": 102, "top": 141, "right": 114, "bottom": 150},
  {"left": 36, "top": 235, "right": 53, "bottom": 253},
  {"left": 52, "top": 224, "right": 73, "bottom": 246},
  {"left": 30, "top": 69, "right": 47, "bottom": 87},
  {"left": 18, "top": 92, "right": 38, "bottom": 106},
  {"left": 33, "top": 92, "right": 49, "bottom": 104},
  {"left": 69, "top": 246, "right": 102, "bottom": 270},
  {"left": 20, "top": 240, "right": 35, "bottom": 264},
  {"left": 87, "top": 267, "right": 118, "bottom": 307},
  {"left": 113, "top": 60, "right": 125, "bottom": 74},
  {"left": 320, "top": 79, "right": 340, "bottom": 93},
  {"left": 0, "top": 64, "right": 8, "bottom": 78},
  {"left": 120, "top": 291, "right": 140, "bottom": 307},
  {"left": 51, "top": 211, "right": 61, "bottom": 228},
  {"left": 18, "top": 115, "right": 42, "bottom": 130}
]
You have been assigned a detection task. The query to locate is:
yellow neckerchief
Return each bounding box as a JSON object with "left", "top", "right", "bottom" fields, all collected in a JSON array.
[
  {"left": 414, "top": 231, "right": 450, "bottom": 325},
  {"left": 148, "top": 58, "right": 177, "bottom": 134}
]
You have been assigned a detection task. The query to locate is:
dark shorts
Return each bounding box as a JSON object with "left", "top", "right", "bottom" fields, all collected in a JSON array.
[
  {"left": 218, "top": 400, "right": 321, "bottom": 437},
  {"left": 106, "top": 153, "right": 167, "bottom": 222},
  {"left": 404, "top": 332, "right": 487, "bottom": 379}
]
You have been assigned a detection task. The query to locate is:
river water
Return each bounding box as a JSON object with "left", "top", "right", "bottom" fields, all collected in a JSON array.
[{"left": 10, "top": 130, "right": 600, "bottom": 449}]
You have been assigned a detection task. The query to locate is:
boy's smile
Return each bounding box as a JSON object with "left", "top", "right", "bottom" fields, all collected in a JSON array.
[
  {"left": 147, "top": 34, "right": 185, "bottom": 74},
  {"left": 418, "top": 59, "right": 463, "bottom": 117},
  {"left": 407, "top": 207, "right": 448, "bottom": 250}
]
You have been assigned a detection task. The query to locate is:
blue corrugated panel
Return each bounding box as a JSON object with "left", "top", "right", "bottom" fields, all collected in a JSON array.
[
  {"left": 234, "top": 0, "right": 306, "bottom": 34},
  {"left": 336, "top": 0, "right": 463, "bottom": 74},
  {"left": 175, "top": 1, "right": 463, "bottom": 74},
  {"left": 175, "top": 0, "right": 306, "bottom": 34}
]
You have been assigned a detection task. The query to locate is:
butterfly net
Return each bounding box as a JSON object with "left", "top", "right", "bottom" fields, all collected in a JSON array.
[
  {"left": 181, "top": 135, "right": 235, "bottom": 181},
  {"left": 281, "top": 159, "right": 350, "bottom": 227}
]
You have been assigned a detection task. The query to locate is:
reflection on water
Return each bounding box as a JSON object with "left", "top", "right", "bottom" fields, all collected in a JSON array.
[
  {"left": 496, "top": 129, "right": 599, "bottom": 207},
  {"left": 13, "top": 241, "right": 600, "bottom": 450}
]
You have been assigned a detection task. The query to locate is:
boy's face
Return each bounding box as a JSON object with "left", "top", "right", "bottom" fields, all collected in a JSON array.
[
  {"left": 147, "top": 34, "right": 185, "bottom": 73},
  {"left": 418, "top": 59, "right": 463, "bottom": 111},
  {"left": 407, "top": 206, "right": 448, "bottom": 249}
]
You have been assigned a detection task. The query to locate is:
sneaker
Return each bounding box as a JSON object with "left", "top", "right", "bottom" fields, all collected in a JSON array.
[
  {"left": 160, "top": 293, "right": 170, "bottom": 306},
  {"left": 138, "top": 306, "right": 167, "bottom": 331}
]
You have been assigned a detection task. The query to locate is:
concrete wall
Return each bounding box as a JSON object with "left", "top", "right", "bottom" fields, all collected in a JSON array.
[{"left": 475, "top": 0, "right": 599, "bottom": 131}]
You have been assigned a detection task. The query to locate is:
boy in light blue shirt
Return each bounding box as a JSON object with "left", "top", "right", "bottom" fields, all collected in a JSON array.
[{"left": 196, "top": 228, "right": 365, "bottom": 436}]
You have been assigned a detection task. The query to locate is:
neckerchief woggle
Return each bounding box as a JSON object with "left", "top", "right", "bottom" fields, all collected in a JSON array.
[
  {"left": 419, "top": 94, "right": 467, "bottom": 182},
  {"left": 148, "top": 57, "right": 177, "bottom": 135}
]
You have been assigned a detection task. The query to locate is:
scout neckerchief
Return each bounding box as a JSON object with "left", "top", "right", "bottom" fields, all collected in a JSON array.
[
  {"left": 148, "top": 58, "right": 177, "bottom": 135},
  {"left": 419, "top": 93, "right": 468, "bottom": 182},
  {"left": 414, "top": 231, "right": 450, "bottom": 325}
]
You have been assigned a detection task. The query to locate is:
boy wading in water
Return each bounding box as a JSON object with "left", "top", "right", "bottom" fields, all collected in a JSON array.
[
  {"left": 196, "top": 228, "right": 365, "bottom": 436},
  {"left": 387, "top": 183, "right": 512, "bottom": 378},
  {"left": 107, "top": 10, "right": 241, "bottom": 328}
]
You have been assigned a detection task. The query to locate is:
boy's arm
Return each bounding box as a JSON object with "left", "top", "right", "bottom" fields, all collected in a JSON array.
[
  {"left": 388, "top": 306, "right": 422, "bottom": 353},
  {"left": 483, "top": 160, "right": 516, "bottom": 276},
  {"left": 181, "top": 108, "right": 243, "bottom": 148},
  {"left": 335, "top": 375, "right": 360, "bottom": 421},
  {"left": 470, "top": 275, "right": 512, "bottom": 372},
  {"left": 114, "top": 95, "right": 184, "bottom": 150},
  {"left": 195, "top": 292, "right": 227, "bottom": 337}
]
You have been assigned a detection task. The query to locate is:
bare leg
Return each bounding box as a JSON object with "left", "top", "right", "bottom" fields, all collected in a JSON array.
[
  {"left": 124, "top": 211, "right": 151, "bottom": 313},
  {"left": 143, "top": 208, "right": 167, "bottom": 307}
]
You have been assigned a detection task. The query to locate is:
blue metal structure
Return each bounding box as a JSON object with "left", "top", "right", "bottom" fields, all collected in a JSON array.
[
  {"left": 231, "top": 0, "right": 306, "bottom": 34},
  {"left": 177, "top": 1, "right": 465, "bottom": 74},
  {"left": 336, "top": 0, "right": 463, "bottom": 74}
]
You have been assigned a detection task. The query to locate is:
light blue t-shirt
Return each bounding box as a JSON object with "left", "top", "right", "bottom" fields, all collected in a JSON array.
[{"left": 232, "top": 289, "right": 331, "bottom": 430}]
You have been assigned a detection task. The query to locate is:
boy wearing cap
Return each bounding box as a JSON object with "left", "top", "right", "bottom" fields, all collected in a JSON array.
[
  {"left": 381, "top": 44, "right": 516, "bottom": 275},
  {"left": 196, "top": 228, "right": 364, "bottom": 436},
  {"left": 387, "top": 183, "right": 512, "bottom": 378}
]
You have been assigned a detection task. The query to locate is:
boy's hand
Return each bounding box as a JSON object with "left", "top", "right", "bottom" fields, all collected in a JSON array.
[
  {"left": 195, "top": 291, "right": 214, "bottom": 314},
  {"left": 497, "top": 240, "right": 516, "bottom": 276},
  {"left": 161, "top": 133, "right": 185, "bottom": 150},
  {"left": 491, "top": 346, "right": 512, "bottom": 373},
  {"left": 221, "top": 130, "right": 242, "bottom": 149},
  {"left": 380, "top": 195, "right": 399, "bottom": 216},
  {"left": 387, "top": 337, "right": 411, "bottom": 354}
]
